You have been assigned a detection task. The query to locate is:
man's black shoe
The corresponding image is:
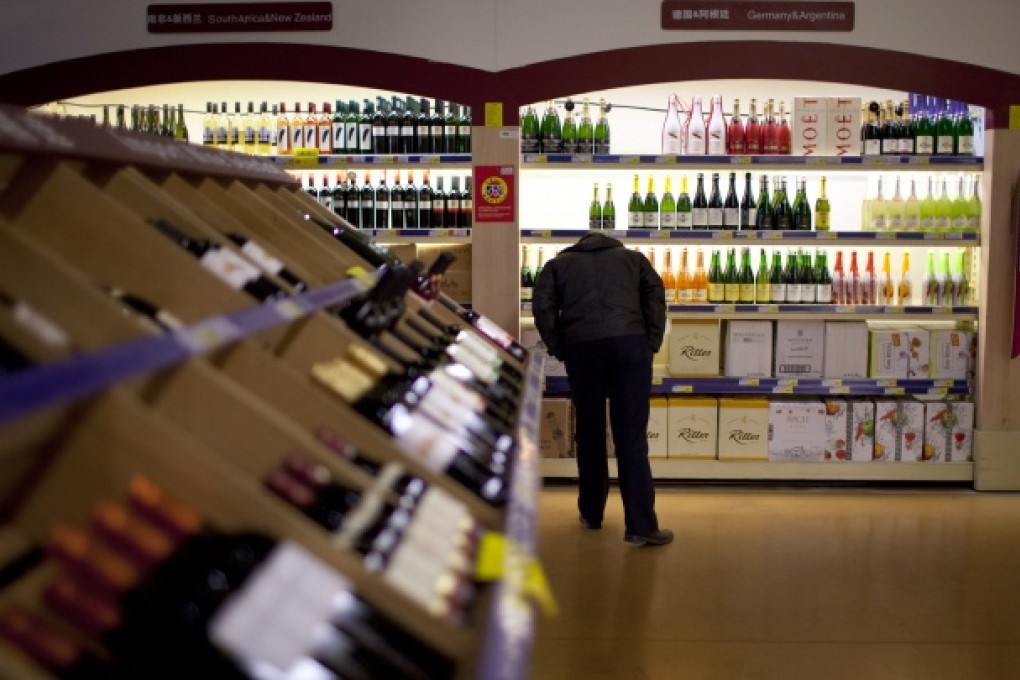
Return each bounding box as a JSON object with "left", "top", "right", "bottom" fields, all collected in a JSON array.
[
  {"left": 579, "top": 515, "right": 602, "bottom": 530},
  {"left": 623, "top": 529, "right": 673, "bottom": 546}
]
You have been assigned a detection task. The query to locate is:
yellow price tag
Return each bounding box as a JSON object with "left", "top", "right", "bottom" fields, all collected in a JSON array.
[
  {"left": 427, "top": 156, "right": 442, "bottom": 165},
  {"left": 656, "top": 231, "right": 671, "bottom": 239},
  {"left": 886, "top": 387, "right": 906, "bottom": 395},
  {"left": 435, "top": 229, "right": 450, "bottom": 237},
  {"left": 927, "top": 232, "right": 945, "bottom": 240},
  {"left": 929, "top": 388, "right": 948, "bottom": 397},
  {"left": 622, "top": 156, "right": 640, "bottom": 164},
  {"left": 525, "top": 560, "right": 559, "bottom": 617},
  {"left": 760, "top": 304, "right": 779, "bottom": 313},
  {"left": 831, "top": 386, "right": 851, "bottom": 394},
  {"left": 908, "top": 156, "right": 931, "bottom": 165},
  {"left": 539, "top": 230, "right": 552, "bottom": 238},
  {"left": 674, "top": 385, "right": 694, "bottom": 393},
  {"left": 656, "top": 156, "right": 677, "bottom": 165},
  {"left": 729, "top": 156, "right": 752, "bottom": 165},
  {"left": 773, "top": 386, "right": 794, "bottom": 394},
  {"left": 825, "top": 379, "right": 843, "bottom": 387},
  {"left": 484, "top": 102, "right": 503, "bottom": 127},
  {"left": 193, "top": 327, "right": 221, "bottom": 349},
  {"left": 816, "top": 231, "right": 837, "bottom": 239},
  {"left": 741, "top": 378, "right": 760, "bottom": 386},
  {"left": 715, "top": 231, "right": 733, "bottom": 240},
  {"left": 291, "top": 147, "right": 319, "bottom": 167},
  {"left": 475, "top": 532, "right": 508, "bottom": 581},
  {"left": 474, "top": 532, "right": 558, "bottom": 616},
  {"left": 651, "top": 377, "right": 663, "bottom": 385}
]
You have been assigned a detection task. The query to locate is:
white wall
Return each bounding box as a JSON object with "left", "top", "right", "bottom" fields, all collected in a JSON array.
[{"left": 1, "top": 0, "right": 1018, "bottom": 77}]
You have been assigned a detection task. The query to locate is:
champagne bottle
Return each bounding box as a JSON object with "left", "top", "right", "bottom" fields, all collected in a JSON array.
[
  {"left": 723, "top": 172, "right": 739, "bottom": 230},
  {"left": 799, "top": 249, "right": 816, "bottom": 303},
  {"left": 784, "top": 250, "right": 801, "bottom": 304},
  {"left": 707, "top": 94, "right": 727, "bottom": 156},
  {"left": 562, "top": 107, "right": 577, "bottom": 154},
  {"left": 602, "top": 183, "right": 616, "bottom": 230},
  {"left": 738, "top": 247, "right": 755, "bottom": 303},
  {"left": 754, "top": 248, "right": 770, "bottom": 304},
  {"left": 692, "top": 249, "right": 709, "bottom": 304},
  {"left": 769, "top": 250, "right": 786, "bottom": 303},
  {"left": 888, "top": 176, "right": 905, "bottom": 231},
  {"left": 953, "top": 251, "right": 970, "bottom": 305},
  {"left": 686, "top": 95, "right": 707, "bottom": 155},
  {"left": 897, "top": 252, "right": 913, "bottom": 306},
  {"left": 589, "top": 183, "right": 603, "bottom": 230},
  {"left": 540, "top": 101, "right": 562, "bottom": 154},
  {"left": 861, "top": 252, "right": 877, "bottom": 305},
  {"left": 661, "top": 177, "right": 677, "bottom": 229},
  {"left": 755, "top": 175, "right": 773, "bottom": 231},
  {"left": 677, "top": 176, "right": 693, "bottom": 229},
  {"left": 662, "top": 95, "right": 683, "bottom": 154},
  {"left": 914, "top": 96, "right": 935, "bottom": 155},
  {"left": 773, "top": 179, "right": 792, "bottom": 231},
  {"left": 920, "top": 176, "right": 938, "bottom": 231},
  {"left": 520, "top": 246, "right": 534, "bottom": 303},
  {"left": 594, "top": 98, "right": 611, "bottom": 154},
  {"left": 692, "top": 173, "right": 709, "bottom": 230},
  {"left": 815, "top": 250, "right": 832, "bottom": 305},
  {"left": 935, "top": 177, "right": 953, "bottom": 230},
  {"left": 955, "top": 102, "right": 975, "bottom": 156},
  {"left": 578, "top": 98, "right": 594, "bottom": 155},
  {"left": 904, "top": 178, "right": 921, "bottom": 230},
  {"left": 707, "top": 250, "right": 724, "bottom": 303},
  {"left": 881, "top": 100, "right": 898, "bottom": 155},
  {"left": 791, "top": 178, "right": 812, "bottom": 231},
  {"left": 763, "top": 99, "right": 779, "bottom": 155},
  {"left": 663, "top": 249, "right": 677, "bottom": 305},
  {"left": 831, "top": 251, "right": 845, "bottom": 304},
  {"left": 643, "top": 177, "right": 659, "bottom": 229},
  {"left": 745, "top": 98, "right": 762, "bottom": 154},
  {"left": 677, "top": 248, "right": 693, "bottom": 304},
  {"left": 739, "top": 172, "right": 755, "bottom": 230},
  {"left": 723, "top": 248, "right": 740, "bottom": 303},
  {"left": 951, "top": 175, "right": 969, "bottom": 231},
  {"left": 203, "top": 102, "right": 216, "bottom": 147},
  {"left": 879, "top": 251, "right": 894, "bottom": 305},
  {"left": 815, "top": 176, "right": 831, "bottom": 231},
  {"left": 728, "top": 99, "right": 746, "bottom": 155},
  {"left": 628, "top": 174, "right": 644, "bottom": 229},
  {"left": 923, "top": 251, "right": 939, "bottom": 305},
  {"left": 862, "top": 101, "right": 882, "bottom": 156},
  {"left": 777, "top": 101, "right": 792, "bottom": 155},
  {"left": 707, "top": 173, "right": 724, "bottom": 229},
  {"left": 846, "top": 251, "right": 860, "bottom": 305},
  {"left": 935, "top": 98, "right": 955, "bottom": 155},
  {"left": 520, "top": 105, "right": 539, "bottom": 154}
]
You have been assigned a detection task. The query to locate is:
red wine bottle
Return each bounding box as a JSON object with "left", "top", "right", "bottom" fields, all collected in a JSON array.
[{"left": 224, "top": 233, "right": 308, "bottom": 293}]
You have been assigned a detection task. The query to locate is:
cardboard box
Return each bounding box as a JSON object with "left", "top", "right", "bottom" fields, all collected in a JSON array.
[
  {"left": 792, "top": 97, "right": 828, "bottom": 157},
  {"left": 774, "top": 320, "right": 825, "bottom": 379},
  {"left": 869, "top": 330, "right": 930, "bottom": 379},
  {"left": 724, "top": 321, "right": 773, "bottom": 378},
  {"left": 873, "top": 400, "right": 925, "bottom": 462},
  {"left": 768, "top": 400, "right": 827, "bottom": 461},
  {"left": 718, "top": 397, "right": 769, "bottom": 460},
  {"left": 385, "top": 243, "right": 472, "bottom": 302},
  {"left": 539, "top": 398, "right": 575, "bottom": 458},
  {"left": 929, "top": 330, "right": 976, "bottom": 380},
  {"left": 826, "top": 97, "right": 862, "bottom": 157},
  {"left": 923, "top": 401, "right": 975, "bottom": 462},
  {"left": 647, "top": 397, "right": 669, "bottom": 458},
  {"left": 668, "top": 319, "right": 721, "bottom": 376},
  {"left": 667, "top": 396, "right": 718, "bottom": 459},
  {"left": 520, "top": 328, "right": 566, "bottom": 377},
  {"left": 824, "top": 399, "right": 875, "bottom": 461},
  {"left": 824, "top": 322, "right": 869, "bottom": 378}
]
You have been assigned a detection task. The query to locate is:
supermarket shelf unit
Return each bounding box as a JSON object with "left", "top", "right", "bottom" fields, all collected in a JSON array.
[
  {"left": 522, "top": 153, "right": 984, "bottom": 170},
  {"left": 0, "top": 105, "right": 540, "bottom": 680},
  {"left": 270, "top": 153, "right": 473, "bottom": 170},
  {"left": 520, "top": 229, "right": 982, "bottom": 246},
  {"left": 522, "top": 303, "right": 979, "bottom": 321},
  {"left": 543, "top": 376, "right": 971, "bottom": 397}
]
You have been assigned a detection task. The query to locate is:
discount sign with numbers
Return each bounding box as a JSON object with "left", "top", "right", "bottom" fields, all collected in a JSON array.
[{"left": 475, "top": 165, "right": 515, "bottom": 223}]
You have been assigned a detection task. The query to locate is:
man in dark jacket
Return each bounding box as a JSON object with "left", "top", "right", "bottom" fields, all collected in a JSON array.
[{"left": 533, "top": 232, "right": 672, "bottom": 546}]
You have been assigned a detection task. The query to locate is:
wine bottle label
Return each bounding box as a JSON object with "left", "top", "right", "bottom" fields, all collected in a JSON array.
[
  {"left": 348, "top": 125, "right": 360, "bottom": 150},
  {"left": 816, "top": 212, "right": 830, "bottom": 230},
  {"left": 691, "top": 208, "right": 708, "bottom": 228},
  {"left": 417, "top": 124, "right": 430, "bottom": 141},
  {"left": 958, "top": 136, "right": 975, "bottom": 155},
  {"left": 676, "top": 211, "right": 693, "bottom": 229},
  {"left": 898, "top": 138, "right": 912, "bottom": 155},
  {"left": 459, "top": 125, "right": 471, "bottom": 138},
  {"left": 755, "top": 283, "right": 769, "bottom": 304},
  {"left": 952, "top": 215, "right": 968, "bottom": 229},
  {"left": 643, "top": 213, "right": 659, "bottom": 229},
  {"left": 915, "top": 136, "right": 934, "bottom": 155},
  {"left": 661, "top": 212, "right": 677, "bottom": 229},
  {"left": 521, "top": 133, "right": 538, "bottom": 154},
  {"left": 596, "top": 139, "right": 610, "bottom": 154},
  {"left": 521, "top": 286, "right": 533, "bottom": 302},
  {"left": 217, "top": 125, "right": 229, "bottom": 143},
  {"left": 881, "top": 138, "right": 897, "bottom": 154},
  {"left": 863, "top": 140, "right": 880, "bottom": 155},
  {"left": 601, "top": 214, "right": 615, "bottom": 229},
  {"left": 770, "top": 283, "right": 786, "bottom": 303},
  {"left": 693, "top": 287, "right": 708, "bottom": 303},
  {"left": 967, "top": 215, "right": 979, "bottom": 231},
  {"left": 332, "top": 122, "right": 344, "bottom": 150},
  {"left": 888, "top": 214, "right": 903, "bottom": 230},
  {"left": 800, "top": 284, "right": 816, "bottom": 303},
  {"left": 564, "top": 138, "right": 578, "bottom": 154},
  {"left": 628, "top": 212, "right": 643, "bottom": 228},
  {"left": 387, "top": 127, "right": 399, "bottom": 139},
  {"left": 363, "top": 198, "right": 375, "bottom": 211},
  {"left": 723, "top": 208, "right": 739, "bottom": 228},
  {"left": 936, "top": 136, "right": 954, "bottom": 155},
  {"left": 244, "top": 126, "right": 256, "bottom": 145},
  {"left": 392, "top": 199, "right": 403, "bottom": 212},
  {"left": 813, "top": 283, "right": 831, "bottom": 305},
  {"left": 318, "top": 128, "right": 331, "bottom": 153},
  {"left": 589, "top": 215, "right": 600, "bottom": 230},
  {"left": 747, "top": 208, "right": 757, "bottom": 228},
  {"left": 303, "top": 126, "right": 316, "bottom": 148},
  {"left": 786, "top": 284, "right": 802, "bottom": 304},
  {"left": 739, "top": 283, "right": 755, "bottom": 303},
  {"left": 871, "top": 214, "right": 887, "bottom": 230},
  {"left": 203, "top": 127, "right": 214, "bottom": 145},
  {"left": 724, "top": 283, "right": 740, "bottom": 302},
  {"left": 419, "top": 199, "right": 432, "bottom": 212},
  {"left": 209, "top": 542, "right": 353, "bottom": 672},
  {"left": 708, "top": 283, "right": 724, "bottom": 302},
  {"left": 921, "top": 215, "right": 935, "bottom": 229},
  {"left": 679, "top": 288, "right": 693, "bottom": 304},
  {"left": 936, "top": 216, "right": 951, "bottom": 230},
  {"left": 707, "top": 208, "right": 723, "bottom": 227},
  {"left": 665, "top": 288, "right": 677, "bottom": 304},
  {"left": 200, "top": 248, "right": 262, "bottom": 290},
  {"left": 707, "top": 138, "right": 726, "bottom": 155}
]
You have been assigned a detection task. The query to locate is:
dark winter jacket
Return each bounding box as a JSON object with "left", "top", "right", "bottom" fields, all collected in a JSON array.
[{"left": 532, "top": 232, "right": 666, "bottom": 359}]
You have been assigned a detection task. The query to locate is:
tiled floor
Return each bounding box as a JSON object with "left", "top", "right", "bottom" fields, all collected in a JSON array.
[{"left": 532, "top": 484, "right": 1020, "bottom": 679}]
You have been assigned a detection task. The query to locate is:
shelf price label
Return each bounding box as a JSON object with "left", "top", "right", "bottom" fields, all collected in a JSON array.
[
  {"left": 761, "top": 231, "right": 781, "bottom": 240},
  {"left": 877, "top": 379, "right": 897, "bottom": 388},
  {"left": 291, "top": 148, "right": 319, "bottom": 167},
  {"left": 884, "top": 387, "right": 906, "bottom": 395},
  {"left": 875, "top": 232, "right": 895, "bottom": 240},
  {"left": 435, "top": 229, "right": 451, "bottom": 237},
  {"left": 654, "top": 230, "right": 671, "bottom": 239},
  {"left": 426, "top": 155, "right": 442, "bottom": 165},
  {"left": 713, "top": 231, "right": 734, "bottom": 240},
  {"left": 805, "top": 157, "right": 828, "bottom": 165},
  {"left": 928, "top": 388, "right": 948, "bottom": 397},
  {"left": 772, "top": 386, "right": 794, "bottom": 394},
  {"left": 537, "top": 230, "right": 553, "bottom": 238},
  {"left": 729, "top": 156, "right": 753, "bottom": 165},
  {"left": 571, "top": 154, "right": 593, "bottom": 163},
  {"left": 926, "top": 232, "right": 946, "bottom": 240},
  {"left": 672, "top": 385, "right": 694, "bottom": 393},
  {"left": 655, "top": 156, "right": 677, "bottom": 165},
  {"left": 760, "top": 304, "right": 779, "bottom": 313},
  {"left": 830, "top": 386, "right": 851, "bottom": 394},
  {"left": 934, "top": 380, "right": 954, "bottom": 387},
  {"left": 717, "top": 304, "right": 736, "bottom": 313},
  {"left": 838, "top": 305, "right": 857, "bottom": 313},
  {"left": 739, "top": 378, "right": 760, "bottom": 386},
  {"left": 816, "top": 231, "right": 837, "bottom": 239},
  {"left": 907, "top": 156, "right": 931, "bottom": 165},
  {"left": 622, "top": 156, "right": 640, "bottom": 165},
  {"left": 823, "top": 379, "right": 843, "bottom": 387},
  {"left": 651, "top": 377, "right": 663, "bottom": 386}
]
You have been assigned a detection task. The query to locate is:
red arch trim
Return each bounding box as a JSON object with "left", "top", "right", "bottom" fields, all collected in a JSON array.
[{"left": 1, "top": 41, "right": 1018, "bottom": 127}]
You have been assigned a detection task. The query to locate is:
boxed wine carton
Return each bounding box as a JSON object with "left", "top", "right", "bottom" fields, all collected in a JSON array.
[
  {"left": 539, "top": 398, "right": 575, "bottom": 458},
  {"left": 647, "top": 397, "right": 669, "bottom": 458},
  {"left": 718, "top": 397, "right": 769, "bottom": 461},
  {"left": 792, "top": 97, "right": 829, "bottom": 157},
  {"left": 520, "top": 327, "right": 566, "bottom": 377},
  {"left": 873, "top": 400, "right": 925, "bottom": 462},
  {"left": 723, "top": 321, "right": 773, "bottom": 378},
  {"left": 768, "top": 400, "right": 827, "bottom": 461},
  {"left": 929, "top": 329, "right": 976, "bottom": 380},
  {"left": 824, "top": 322, "right": 869, "bottom": 378},
  {"left": 868, "top": 329, "right": 930, "bottom": 379},
  {"left": 668, "top": 319, "right": 721, "bottom": 376},
  {"left": 667, "top": 396, "right": 718, "bottom": 459},
  {"left": 923, "top": 401, "right": 975, "bottom": 462},
  {"left": 774, "top": 320, "right": 825, "bottom": 379},
  {"left": 826, "top": 97, "right": 862, "bottom": 157},
  {"left": 824, "top": 399, "right": 875, "bottom": 462}
]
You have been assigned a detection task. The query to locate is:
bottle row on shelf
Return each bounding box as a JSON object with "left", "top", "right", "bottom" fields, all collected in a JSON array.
[
  {"left": 199, "top": 98, "right": 471, "bottom": 156},
  {"left": 520, "top": 244, "right": 973, "bottom": 308},
  {"left": 583, "top": 172, "right": 981, "bottom": 233},
  {"left": 63, "top": 102, "right": 191, "bottom": 141},
  {"left": 520, "top": 98, "right": 611, "bottom": 155},
  {"left": 301, "top": 170, "right": 473, "bottom": 230}
]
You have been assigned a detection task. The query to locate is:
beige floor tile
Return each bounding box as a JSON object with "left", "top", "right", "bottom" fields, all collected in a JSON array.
[{"left": 532, "top": 486, "right": 1020, "bottom": 679}]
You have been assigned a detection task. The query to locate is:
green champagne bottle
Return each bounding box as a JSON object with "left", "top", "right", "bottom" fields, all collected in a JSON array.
[
  {"left": 774, "top": 179, "right": 793, "bottom": 230},
  {"left": 815, "top": 176, "right": 831, "bottom": 231},
  {"left": 815, "top": 250, "right": 833, "bottom": 304},
  {"left": 661, "top": 176, "right": 677, "bottom": 229},
  {"left": 792, "top": 178, "right": 812, "bottom": 231},
  {"left": 589, "top": 183, "right": 602, "bottom": 230},
  {"left": 708, "top": 250, "right": 724, "bottom": 303},
  {"left": 738, "top": 247, "right": 755, "bottom": 303},
  {"left": 677, "top": 176, "right": 693, "bottom": 229},
  {"left": 785, "top": 249, "right": 802, "bottom": 303},
  {"left": 799, "top": 249, "right": 816, "bottom": 303},
  {"left": 755, "top": 248, "right": 770, "bottom": 304},
  {"left": 521, "top": 105, "right": 540, "bottom": 154},
  {"left": 602, "top": 183, "right": 616, "bottom": 230},
  {"left": 643, "top": 177, "right": 659, "bottom": 229},
  {"left": 755, "top": 176, "right": 773, "bottom": 230},
  {"left": 628, "top": 174, "right": 644, "bottom": 229},
  {"left": 578, "top": 98, "right": 594, "bottom": 155},
  {"left": 520, "top": 245, "right": 534, "bottom": 303},
  {"left": 769, "top": 250, "right": 786, "bottom": 303},
  {"left": 723, "top": 248, "right": 740, "bottom": 303},
  {"left": 562, "top": 108, "right": 578, "bottom": 155},
  {"left": 594, "top": 98, "right": 611, "bottom": 154}
]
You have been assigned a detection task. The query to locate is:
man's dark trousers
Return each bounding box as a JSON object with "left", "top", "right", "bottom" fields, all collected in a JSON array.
[{"left": 562, "top": 334, "right": 658, "bottom": 536}]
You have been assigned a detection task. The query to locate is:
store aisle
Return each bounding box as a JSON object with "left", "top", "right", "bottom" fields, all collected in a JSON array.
[{"left": 532, "top": 485, "right": 1020, "bottom": 679}]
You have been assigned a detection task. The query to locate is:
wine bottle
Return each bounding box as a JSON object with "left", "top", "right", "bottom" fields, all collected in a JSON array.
[
  {"left": 707, "top": 94, "right": 727, "bottom": 156},
  {"left": 721, "top": 172, "right": 739, "bottom": 230},
  {"left": 922, "top": 251, "right": 939, "bottom": 305},
  {"left": 628, "top": 174, "right": 644, "bottom": 229},
  {"left": 762, "top": 99, "right": 779, "bottom": 155},
  {"left": 520, "top": 246, "right": 534, "bottom": 303},
  {"left": 815, "top": 176, "right": 831, "bottom": 231},
  {"left": 662, "top": 249, "right": 677, "bottom": 304},
  {"left": 692, "top": 173, "right": 709, "bottom": 230},
  {"left": 739, "top": 172, "right": 755, "bottom": 230},
  {"left": 662, "top": 95, "right": 683, "bottom": 154},
  {"left": 769, "top": 250, "right": 786, "bottom": 303},
  {"left": 540, "top": 101, "right": 562, "bottom": 154},
  {"left": 356, "top": 100, "right": 372, "bottom": 153},
  {"left": 344, "top": 171, "right": 361, "bottom": 227},
  {"left": 432, "top": 176, "right": 447, "bottom": 228},
  {"left": 391, "top": 171, "right": 405, "bottom": 229},
  {"left": 897, "top": 252, "right": 913, "bottom": 305},
  {"left": 341, "top": 99, "right": 358, "bottom": 153},
  {"left": 932, "top": 98, "right": 953, "bottom": 155},
  {"left": 845, "top": 251, "right": 860, "bottom": 305},
  {"left": 359, "top": 171, "right": 376, "bottom": 228},
  {"left": 332, "top": 172, "right": 347, "bottom": 218},
  {"left": 520, "top": 105, "right": 539, "bottom": 154},
  {"left": 753, "top": 249, "right": 770, "bottom": 304},
  {"left": 861, "top": 252, "right": 877, "bottom": 305},
  {"left": 319, "top": 174, "right": 334, "bottom": 213},
  {"left": 951, "top": 175, "right": 969, "bottom": 231},
  {"left": 953, "top": 251, "right": 969, "bottom": 305},
  {"left": 578, "top": 98, "right": 594, "bottom": 155},
  {"left": 677, "top": 248, "right": 693, "bottom": 304},
  {"left": 367, "top": 99, "right": 385, "bottom": 154},
  {"left": 955, "top": 102, "right": 975, "bottom": 156},
  {"left": 870, "top": 177, "right": 888, "bottom": 231},
  {"left": 745, "top": 98, "right": 762, "bottom": 154},
  {"left": 914, "top": 97, "right": 935, "bottom": 155},
  {"left": 755, "top": 175, "right": 773, "bottom": 231},
  {"left": 881, "top": 101, "right": 898, "bottom": 155},
  {"left": 815, "top": 250, "right": 832, "bottom": 305},
  {"left": 146, "top": 218, "right": 283, "bottom": 302},
  {"left": 562, "top": 107, "right": 578, "bottom": 155},
  {"left": 799, "top": 249, "right": 816, "bottom": 304},
  {"left": 878, "top": 251, "right": 894, "bottom": 305},
  {"left": 676, "top": 176, "right": 693, "bottom": 229},
  {"left": 777, "top": 101, "right": 792, "bottom": 154},
  {"left": 935, "top": 177, "right": 953, "bottom": 230},
  {"left": 443, "top": 101, "right": 459, "bottom": 155},
  {"left": 380, "top": 98, "right": 398, "bottom": 154},
  {"left": 791, "top": 178, "right": 812, "bottom": 231},
  {"left": 587, "top": 183, "right": 602, "bottom": 230},
  {"left": 707, "top": 250, "right": 723, "bottom": 303},
  {"left": 707, "top": 173, "right": 724, "bottom": 230},
  {"left": 446, "top": 177, "right": 460, "bottom": 229},
  {"left": 829, "top": 251, "right": 844, "bottom": 305},
  {"left": 919, "top": 175, "right": 937, "bottom": 230},
  {"left": 686, "top": 95, "right": 707, "bottom": 155},
  {"left": 202, "top": 102, "right": 216, "bottom": 147},
  {"left": 602, "top": 183, "right": 616, "bottom": 230},
  {"left": 330, "top": 99, "right": 346, "bottom": 154},
  {"left": 404, "top": 170, "right": 418, "bottom": 228},
  {"left": 966, "top": 175, "right": 982, "bottom": 231},
  {"left": 784, "top": 250, "right": 801, "bottom": 304},
  {"left": 316, "top": 101, "right": 332, "bottom": 155},
  {"left": 938, "top": 251, "right": 954, "bottom": 307},
  {"left": 224, "top": 233, "right": 307, "bottom": 294},
  {"left": 723, "top": 248, "right": 740, "bottom": 303},
  {"left": 594, "top": 98, "right": 611, "bottom": 154},
  {"left": 660, "top": 177, "right": 677, "bottom": 230},
  {"left": 459, "top": 175, "right": 473, "bottom": 228},
  {"left": 728, "top": 99, "right": 746, "bottom": 155},
  {"left": 738, "top": 247, "right": 755, "bottom": 303},
  {"left": 862, "top": 101, "right": 882, "bottom": 156},
  {"left": 691, "top": 249, "right": 708, "bottom": 304},
  {"left": 419, "top": 170, "right": 434, "bottom": 228},
  {"left": 229, "top": 101, "right": 244, "bottom": 151},
  {"left": 401, "top": 98, "right": 417, "bottom": 154},
  {"left": 773, "top": 179, "right": 792, "bottom": 230}
]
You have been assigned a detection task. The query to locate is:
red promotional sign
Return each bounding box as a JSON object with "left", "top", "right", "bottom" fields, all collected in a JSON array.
[
  {"left": 662, "top": 1, "right": 855, "bottom": 31},
  {"left": 475, "top": 165, "right": 516, "bottom": 223},
  {"left": 147, "top": 2, "right": 332, "bottom": 33}
]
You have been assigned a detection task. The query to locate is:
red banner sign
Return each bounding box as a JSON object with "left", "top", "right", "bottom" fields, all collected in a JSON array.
[
  {"left": 662, "top": 1, "right": 854, "bottom": 31},
  {"left": 147, "top": 3, "right": 332, "bottom": 33},
  {"left": 475, "top": 165, "right": 516, "bottom": 223}
]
